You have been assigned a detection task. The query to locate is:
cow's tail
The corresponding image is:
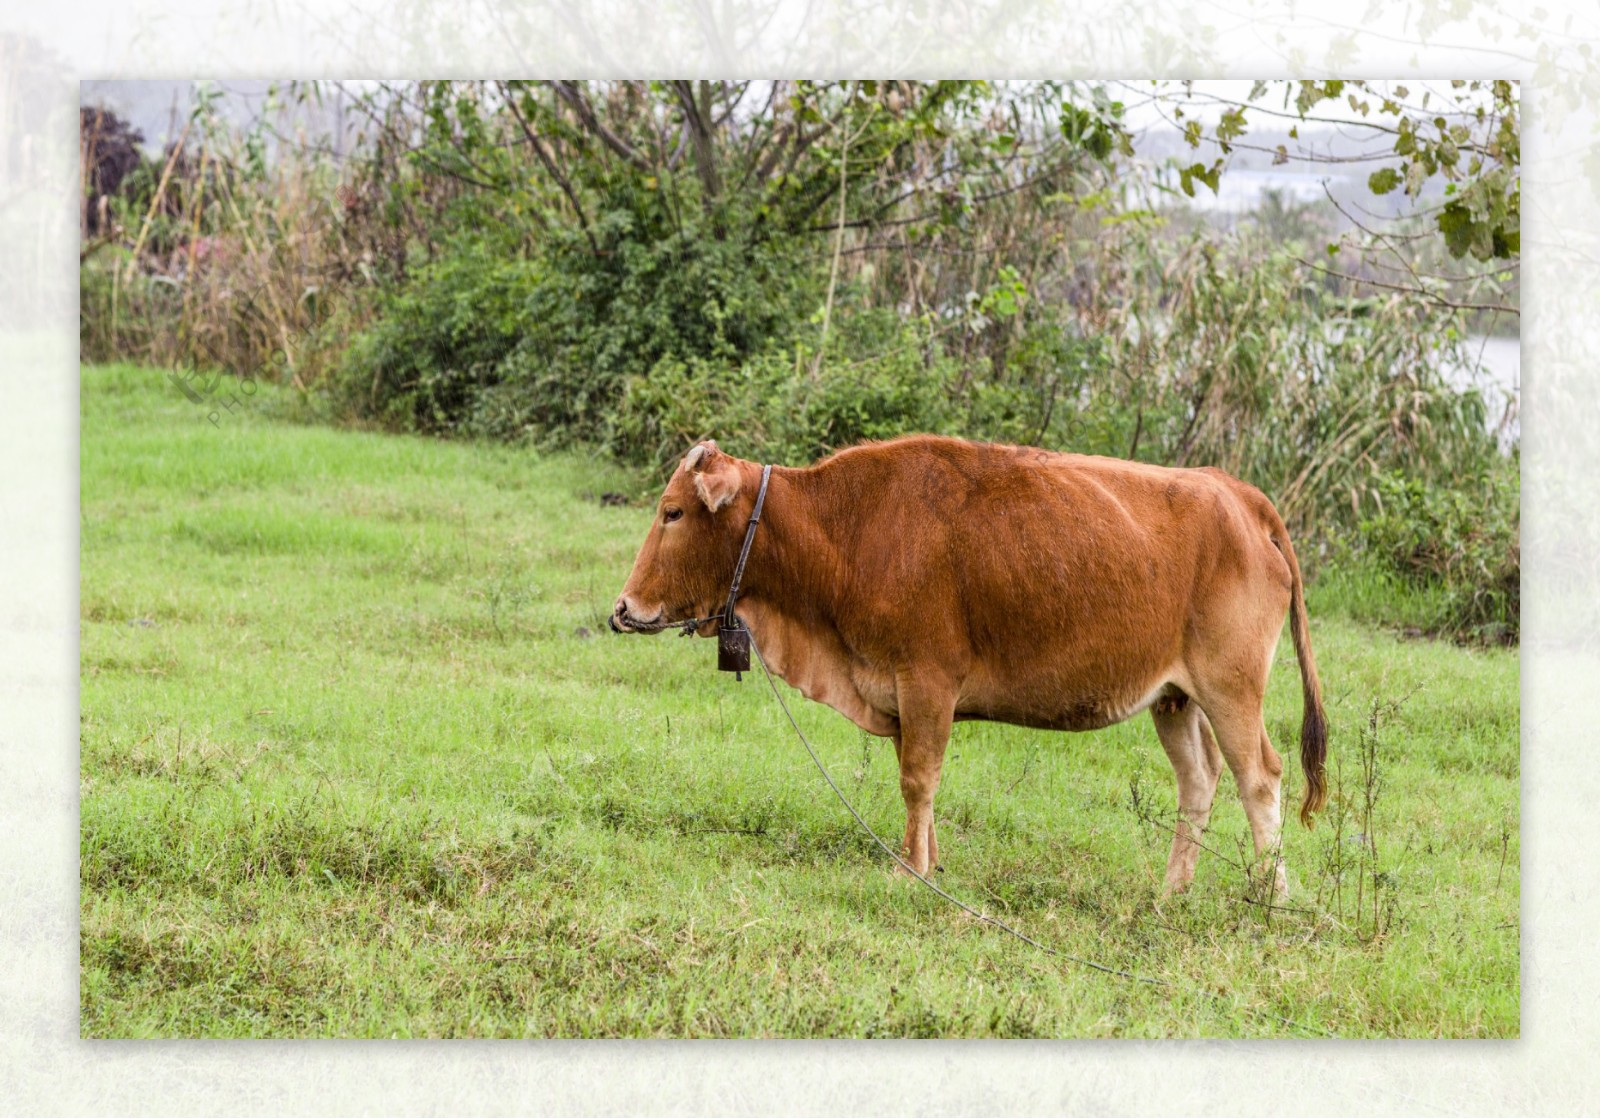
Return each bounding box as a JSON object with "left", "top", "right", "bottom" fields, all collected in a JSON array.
[{"left": 1270, "top": 524, "right": 1328, "bottom": 828}]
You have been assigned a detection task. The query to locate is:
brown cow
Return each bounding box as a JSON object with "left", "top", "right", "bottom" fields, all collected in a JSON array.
[{"left": 611, "top": 435, "right": 1327, "bottom": 896}]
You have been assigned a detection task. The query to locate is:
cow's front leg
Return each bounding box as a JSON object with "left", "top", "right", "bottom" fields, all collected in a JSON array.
[{"left": 892, "top": 674, "right": 957, "bottom": 877}]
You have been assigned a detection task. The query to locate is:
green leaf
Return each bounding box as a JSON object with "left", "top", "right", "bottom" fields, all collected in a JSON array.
[
  {"left": 1179, "top": 161, "right": 1221, "bottom": 196},
  {"left": 1217, "top": 107, "right": 1247, "bottom": 142},
  {"left": 1368, "top": 167, "right": 1402, "bottom": 195},
  {"left": 1437, "top": 200, "right": 1479, "bottom": 259}
]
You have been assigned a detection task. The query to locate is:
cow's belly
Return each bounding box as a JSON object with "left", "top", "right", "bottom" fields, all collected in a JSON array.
[
  {"left": 955, "top": 663, "right": 1183, "bottom": 732},
  {"left": 847, "top": 653, "right": 1184, "bottom": 734}
]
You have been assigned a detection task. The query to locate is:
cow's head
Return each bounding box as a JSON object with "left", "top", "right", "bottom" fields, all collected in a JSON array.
[{"left": 610, "top": 441, "right": 753, "bottom": 636}]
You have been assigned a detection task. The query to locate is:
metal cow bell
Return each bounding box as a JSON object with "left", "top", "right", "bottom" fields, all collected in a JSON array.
[{"left": 717, "top": 618, "right": 751, "bottom": 679}]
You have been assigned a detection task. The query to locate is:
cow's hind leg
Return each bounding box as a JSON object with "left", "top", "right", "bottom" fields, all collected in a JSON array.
[
  {"left": 1201, "top": 697, "right": 1288, "bottom": 898},
  {"left": 892, "top": 675, "right": 957, "bottom": 877},
  {"left": 1151, "top": 697, "right": 1224, "bottom": 893}
]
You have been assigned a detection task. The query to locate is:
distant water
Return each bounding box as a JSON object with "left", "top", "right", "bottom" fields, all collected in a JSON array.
[{"left": 1449, "top": 335, "right": 1520, "bottom": 450}]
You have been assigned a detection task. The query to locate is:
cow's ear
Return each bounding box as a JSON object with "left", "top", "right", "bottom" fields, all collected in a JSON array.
[{"left": 685, "top": 441, "right": 741, "bottom": 513}]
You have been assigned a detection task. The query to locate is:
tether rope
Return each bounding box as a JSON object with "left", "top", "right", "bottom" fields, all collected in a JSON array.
[{"left": 748, "top": 634, "right": 1335, "bottom": 1039}]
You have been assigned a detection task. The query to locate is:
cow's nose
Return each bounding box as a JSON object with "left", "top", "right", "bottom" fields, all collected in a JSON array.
[{"left": 609, "top": 611, "right": 624, "bottom": 633}]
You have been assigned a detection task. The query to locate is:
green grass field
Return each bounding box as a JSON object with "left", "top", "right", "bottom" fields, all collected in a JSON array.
[{"left": 79, "top": 364, "right": 1519, "bottom": 1037}]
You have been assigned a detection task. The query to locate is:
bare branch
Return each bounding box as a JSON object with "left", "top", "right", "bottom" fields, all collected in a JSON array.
[
  {"left": 713, "top": 80, "right": 753, "bottom": 128},
  {"left": 1147, "top": 81, "right": 1506, "bottom": 160},
  {"left": 671, "top": 80, "right": 722, "bottom": 207},
  {"left": 503, "top": 88, "right": 601, "bottom": 255},
  {"left": 548, "top": 80, "right": 652, "bottom": 171},
  {"left": 1320, "top": 183, "right": 1518, "bottom": 294},
  {"left": 805, "top": 167, "right": 1064, "bottom": 236},
  {"left": 1293, "top": 256, "right": 1519, "bottom": 316},
  {"left": 736, "top": 80, "right": 786, "bottom": 191}
]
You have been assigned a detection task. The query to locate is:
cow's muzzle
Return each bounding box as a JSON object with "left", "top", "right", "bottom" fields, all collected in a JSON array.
[{"left": 610, "top": 600, "right": 667, "bottom": 634}]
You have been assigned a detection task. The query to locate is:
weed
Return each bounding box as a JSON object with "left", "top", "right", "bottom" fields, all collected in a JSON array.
[{"left": 1315, "top": 695, "right": 1407, "bottom": 943}]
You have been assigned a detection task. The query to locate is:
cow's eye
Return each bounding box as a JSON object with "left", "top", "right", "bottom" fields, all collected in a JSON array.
[{"left": 663, "top": 507, "right": 684, "bottom": 524}]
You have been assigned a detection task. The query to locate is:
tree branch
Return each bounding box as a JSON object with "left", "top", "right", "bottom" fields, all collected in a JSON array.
[
  {"left": 804, "top": 168, "right": 1063, "bottom": 235},
  {"left": 1293, "top": 257, "right": 1519, "bottom": 315},
  {"left": 504, "top": 90, "right": 601, "bottom": 255},
  {"left": 737, "top": 80, "right": 787, "bottom": 191},
  {"left": 671, "top": 80, "right": 722, "bottom": 207},
  {"left": 548, "top": 80, "right": 652, "bottom": 171}
]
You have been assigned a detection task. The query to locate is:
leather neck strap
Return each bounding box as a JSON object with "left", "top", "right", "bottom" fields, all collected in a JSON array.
[{"left": 721, "top": 464, "right": 773, "bottom": 630}]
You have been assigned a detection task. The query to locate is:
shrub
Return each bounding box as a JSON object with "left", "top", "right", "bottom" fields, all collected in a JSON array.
[
  {"left": 339, "top": 197, "right": 823, "bottom": 450},
  {"left": 606, "top": 308, "right": 1118, "bottom": 475},
  {"left": 1334, "top": 460, "right": 1520, "bottom": 643}
]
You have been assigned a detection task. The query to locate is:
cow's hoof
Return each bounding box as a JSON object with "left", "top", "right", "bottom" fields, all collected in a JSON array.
[{"left": 1246, "top": 861, "right": 1290, "bottom": 905}]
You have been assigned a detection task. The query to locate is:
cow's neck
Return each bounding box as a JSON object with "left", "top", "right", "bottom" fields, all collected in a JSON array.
[
  {"left": 734, "top": 463, "right": 850, "bottom": 633},
  {"left": 730, "top": 463, "right": 899, "bottom": 737}
]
